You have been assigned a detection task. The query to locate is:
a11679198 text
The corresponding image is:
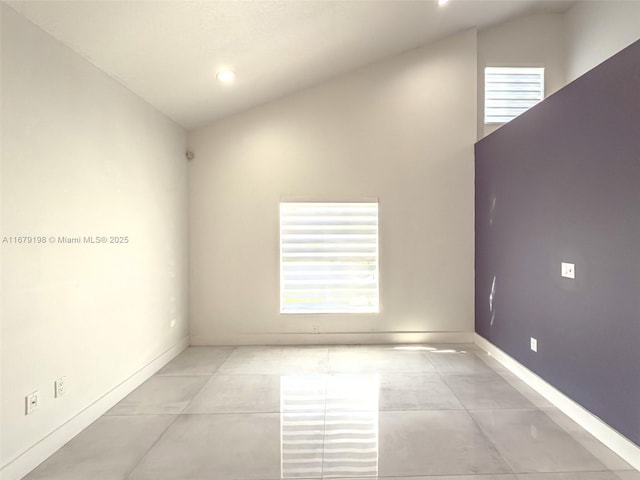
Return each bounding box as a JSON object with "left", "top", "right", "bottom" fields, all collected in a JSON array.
[{"left": 2, "top": 235, "right": 129, "bottom": 245}]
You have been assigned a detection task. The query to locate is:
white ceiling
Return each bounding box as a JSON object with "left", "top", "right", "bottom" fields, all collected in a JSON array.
[{"left": 7, "top": 0, "right": 575, "bottom": 130}]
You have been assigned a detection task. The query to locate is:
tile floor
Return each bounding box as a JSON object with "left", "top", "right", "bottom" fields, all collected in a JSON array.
[{"left": 25, "top": 344, "right": 640, "bottom": 480}]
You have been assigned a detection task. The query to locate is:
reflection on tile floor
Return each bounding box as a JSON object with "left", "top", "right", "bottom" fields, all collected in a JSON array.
[{"left": 24, "top": 344, "right": 639, "bottom": 480}]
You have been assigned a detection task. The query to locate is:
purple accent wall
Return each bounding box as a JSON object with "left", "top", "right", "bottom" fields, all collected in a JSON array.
[{"left": 475, "top": 40, "right": 640, "bottom": 446}]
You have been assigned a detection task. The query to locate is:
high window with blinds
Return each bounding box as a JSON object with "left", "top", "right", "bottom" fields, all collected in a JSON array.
[
  {"left": 485, "top": 67, "right": 545, "bottom": 124},
  {"left": 280, "top": 202, "right": 379, "bottom": 314}
]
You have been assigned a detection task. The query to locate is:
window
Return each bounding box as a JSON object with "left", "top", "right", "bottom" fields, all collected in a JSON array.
[
  {"left": 280, "top": 202, "right": 379, "bottom": 314},
  {"left": 485, "top": 67, "right": 545, "bottom": 124}
]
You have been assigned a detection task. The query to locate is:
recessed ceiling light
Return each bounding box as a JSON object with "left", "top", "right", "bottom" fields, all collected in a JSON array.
[
  {"left": 437, "top": 0, "right": 450, "bottom": 6},
  {"left": 216, "top": 70, "right": 236, "bottom": 84}
]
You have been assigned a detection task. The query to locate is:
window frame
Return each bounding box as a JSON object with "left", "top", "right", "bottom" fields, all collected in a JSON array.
[{"left": 484, "top": 66, "right": 545, "bottom": 125}]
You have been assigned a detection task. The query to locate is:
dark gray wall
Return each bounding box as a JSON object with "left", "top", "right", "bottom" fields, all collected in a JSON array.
[{"left": 475, "top": 40, "right": 640, "bottom": 446}]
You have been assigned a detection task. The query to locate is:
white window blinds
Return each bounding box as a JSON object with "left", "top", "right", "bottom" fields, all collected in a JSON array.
[
  {"left": 280, "top": 202, "right": 379, "bottom": 314},
  {"left": 485, "top": 67, "right": 545, "bottom": 124}
]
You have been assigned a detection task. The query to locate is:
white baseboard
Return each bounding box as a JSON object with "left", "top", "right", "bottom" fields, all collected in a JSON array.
[
  {"left": 190, "top": 331, "right": 474, "bottom": 346},
  {"left": 0, "top": 337, "right": 189, "bottom": 480},
  {"left": 474, "top": 333, "right": 640, "bottom": 471}
]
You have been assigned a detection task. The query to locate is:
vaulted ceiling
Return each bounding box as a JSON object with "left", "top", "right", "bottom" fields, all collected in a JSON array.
[{"left": 7, "top": 0, "right": 575, "bottom": 129}]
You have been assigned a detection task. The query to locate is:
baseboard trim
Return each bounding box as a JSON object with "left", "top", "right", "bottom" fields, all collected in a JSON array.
[
  {"left": 474, "top": 333, "right": 640, "bottom": 471},
  {"left": 190, "top": 331, "right": 474, "bottom": 346},
  {"left": 0, "top": 337, "right": 189, "bottom": 480}
]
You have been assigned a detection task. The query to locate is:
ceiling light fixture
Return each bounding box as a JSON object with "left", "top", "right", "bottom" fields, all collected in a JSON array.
[
  {"left": 216, "top": 70, "right": 236, "bottom": 84},
  {"left": 437, "top": 0, "right": 450, "bottom": 6}
]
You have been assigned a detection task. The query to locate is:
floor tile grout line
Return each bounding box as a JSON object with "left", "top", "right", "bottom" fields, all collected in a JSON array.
[
  {"left": 465, "top": 408, "right": 519, "bottom": 477},
  {"left": 481, "top": 355, "right": 556, "bottom": 409},
  {"left": 439, "top": 368, "right": 474, "bottom": 411},
  {"left": 120, "top": 406, "right": 553, "bottom": 416},
  {"left": 538, "top": 407, "right": 636, "bottom": 471},
  {"left": 210, "top": 346, "right": 236, "bottom": 376},
  {"left": 155, "top": 346, "right": 236, "bottom": 377},
  {"left": 123, "top": 348, "right": 234, "bottom": 479},
  {"left": 177, "top": 374, "right": 215, "bottom": 415},
  {"left": 122, "top": 413, "right": 181, "bottom": 480},
  {"left": 439, "top": 357, "right": 519, "bottom": 477},
  {"left": 123, "top": 347, "right": 236, "bottom": 480}
]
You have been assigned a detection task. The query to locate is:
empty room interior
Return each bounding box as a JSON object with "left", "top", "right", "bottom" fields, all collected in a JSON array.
[{"left": 1, "top": 0, "right": 639, "bottom": 479}]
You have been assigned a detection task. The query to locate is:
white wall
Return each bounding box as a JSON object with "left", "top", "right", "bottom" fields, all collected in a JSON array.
[
  {"left": 478, "top": 13, "right": 565, "bottom": 138},
  {"left": 188, "top": 30, "right": 477, "bottom": 346},
  {"left": 564, "top": 0, "right": 640, "bottom": 83},
  {"left": 1, "top": 4, "right": 188, "bottom": 476}
]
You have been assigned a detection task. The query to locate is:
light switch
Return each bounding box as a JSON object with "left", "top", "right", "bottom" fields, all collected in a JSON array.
[{"left": 561, "top": 262, "right": 575, "bottom": 279}]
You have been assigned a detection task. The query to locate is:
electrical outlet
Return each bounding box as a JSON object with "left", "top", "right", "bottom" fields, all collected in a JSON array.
[
  {"left": 530, "top": 337, "right": 538, "bottom": 352},
  {"left": 312, "top": 324, "right": 320, "bottom": 334},
  {"left": 25, "top": 391, "right": 39, "bottom": 415},
  {"left": 561, "top": 262, "right": 575, "bottom": 279},
  {"left": 170, "top": 319, "right": 176, "bottom": 328},
  {"left": 55, "top": 377, "right": 66, "bottom": 398}
]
